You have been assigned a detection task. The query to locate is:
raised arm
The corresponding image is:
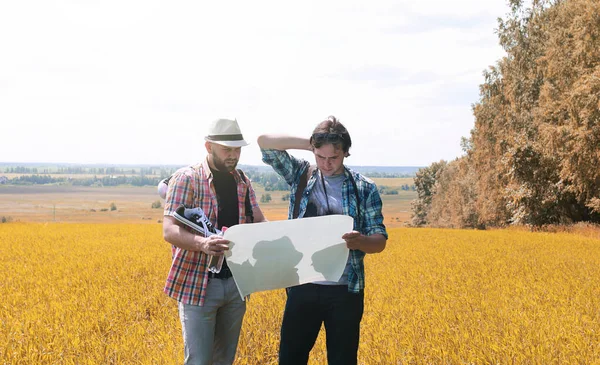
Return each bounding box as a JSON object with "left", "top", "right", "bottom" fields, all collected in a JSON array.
[{"left": 257, "top": 134, "right": 312, "bottom": 151}]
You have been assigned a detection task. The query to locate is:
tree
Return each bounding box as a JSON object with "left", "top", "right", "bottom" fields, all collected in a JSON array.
[
  {"left": 428, "top": 157, "right": 480, "bottom": 228},
  {"left": 425, "top": 0, "right": 600, "bottom": 227},
  {"left": 260, "top": 193, "right": 272, "bottom": 203},
  {"left": 410, "top": 161, "right": 447, "bottom": 226}
]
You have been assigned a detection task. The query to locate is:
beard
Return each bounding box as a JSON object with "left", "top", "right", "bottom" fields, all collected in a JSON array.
[{"left": 211, "top": 151, "right": 238, "bottom": 172}]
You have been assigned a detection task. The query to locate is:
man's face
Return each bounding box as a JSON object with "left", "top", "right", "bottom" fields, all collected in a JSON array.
[
  {"left": 207, "top": 142, "right": 241, "bottom": 172},
  {"left": 313, "top": 143, "right": 345, "bottom": 177}
]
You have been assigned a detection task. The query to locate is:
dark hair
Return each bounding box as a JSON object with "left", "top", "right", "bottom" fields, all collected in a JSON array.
[{"left": 309, "top": 115, "right": 352, "bottom": 156}]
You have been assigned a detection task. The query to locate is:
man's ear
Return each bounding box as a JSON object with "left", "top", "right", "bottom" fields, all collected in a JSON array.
[{"left": 205, "top": 141, "right": 212, "bottom": 153}]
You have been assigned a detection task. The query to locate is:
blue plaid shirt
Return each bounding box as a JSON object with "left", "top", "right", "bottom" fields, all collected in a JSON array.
[{"left": 261, "top": 148, "right": 388, "bottom": 293}]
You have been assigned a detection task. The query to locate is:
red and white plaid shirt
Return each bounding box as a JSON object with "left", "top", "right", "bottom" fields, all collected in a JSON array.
[{"left": 162, "top": 157, "right": 258, "bottom": 306}]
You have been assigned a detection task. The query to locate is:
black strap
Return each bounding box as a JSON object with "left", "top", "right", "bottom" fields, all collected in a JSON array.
[
  {"left": 237, "top": 169, "right": 254, "bottom": 223},
  {"left": 293, "top": 165, "right": 315, "bottom": 218},
  {"left": 345, "top": 167, "right": 362, "bottom": 228}
]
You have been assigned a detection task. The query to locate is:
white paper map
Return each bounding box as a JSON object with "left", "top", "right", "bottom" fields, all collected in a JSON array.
[{"left": 222, "top": 215, "right": 353, "bottom": 299}]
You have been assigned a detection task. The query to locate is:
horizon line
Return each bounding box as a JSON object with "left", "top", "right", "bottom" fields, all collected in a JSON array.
[{"left": 0, "top": 161, "right": 426, "bottom": 168}]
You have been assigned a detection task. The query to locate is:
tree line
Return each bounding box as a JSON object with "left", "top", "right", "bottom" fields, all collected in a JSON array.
[
  {"left": 412, "top": 0, "right": 600, "bottom": 228},
  {"left": 244, "top": 169, "right": 289, "bottom": 191},
  {"left": 5, "top": 175, "right": 164, "bottom": 187},
  {"left": 3, "top": 164, "right": 414, "bottom": 192},
  {"left": 3, "top": 166, "right": 175, "bottom": 176}
]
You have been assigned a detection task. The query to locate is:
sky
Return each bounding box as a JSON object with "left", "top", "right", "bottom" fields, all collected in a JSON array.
[{"left": 0, "top": 0, "right": 510, "bottom": 167}]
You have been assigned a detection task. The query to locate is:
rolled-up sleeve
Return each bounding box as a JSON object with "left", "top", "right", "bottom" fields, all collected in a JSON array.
[
  {"left": 163, "top": 171, "right": 194, "bottom": 217},
  {"left": 362, "top": 186, "right": 388, "bottom": 239},
  {"left": 261, "top": 148, "right": 305, "bottom": 186}
]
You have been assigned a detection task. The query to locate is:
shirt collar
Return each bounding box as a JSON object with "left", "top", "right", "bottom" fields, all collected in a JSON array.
[{"left": 201, "top": 157, "right": 213, "bottom": 179}]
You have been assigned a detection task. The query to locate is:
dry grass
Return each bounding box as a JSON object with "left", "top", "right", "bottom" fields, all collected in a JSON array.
[
  {"left": 504, "top": 222, "right": 600, "bottom": 240},
  {"left": 1, "top": 224, "right": 599, "bottom": 364},
  {"left": 0, "top": 185, "right": 164, "bottom": 224}
]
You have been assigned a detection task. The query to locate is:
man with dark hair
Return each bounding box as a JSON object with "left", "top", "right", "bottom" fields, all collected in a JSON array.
[
  {"left": 162, "top": 118, "right": 266, "bottom": 365},
  {"left": 257, "top": 116, "right": 388, "bottom": 365}
]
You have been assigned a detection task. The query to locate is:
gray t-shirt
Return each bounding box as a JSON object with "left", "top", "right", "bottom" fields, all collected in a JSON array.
[{"left": 305, "top": 171, "right": 351, "bottom": 285}]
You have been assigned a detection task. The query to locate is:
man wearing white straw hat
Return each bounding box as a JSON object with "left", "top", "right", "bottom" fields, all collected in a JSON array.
[{"left": 162, "top": 118, "right": 266, "bottom": 365}]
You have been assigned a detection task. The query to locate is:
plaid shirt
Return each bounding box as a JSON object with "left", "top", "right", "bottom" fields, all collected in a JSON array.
[
  {"left": 162, "top": 157, "right": 258, "bottom": 306},
  {"left": 261, "top": 148, "right": 387, "bottom": 293}
]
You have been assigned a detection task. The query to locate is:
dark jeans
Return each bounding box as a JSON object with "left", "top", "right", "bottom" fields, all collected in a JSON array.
[{"left": 279, "top": 283, "right": 364, "bottom": 365}]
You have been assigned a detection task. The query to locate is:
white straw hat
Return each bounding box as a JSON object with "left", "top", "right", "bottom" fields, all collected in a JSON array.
[{"left": 204, "top": 118, "right": 249, "bottom": 147}]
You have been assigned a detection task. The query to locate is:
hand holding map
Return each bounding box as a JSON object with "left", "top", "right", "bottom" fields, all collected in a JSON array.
[{"left": 222, "top": 215, "right": 354, "bottom": 299}]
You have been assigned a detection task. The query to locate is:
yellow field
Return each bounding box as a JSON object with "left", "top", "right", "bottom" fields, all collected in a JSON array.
[{"left": 2, "top": 224, "right": 599, "bottom": 364}]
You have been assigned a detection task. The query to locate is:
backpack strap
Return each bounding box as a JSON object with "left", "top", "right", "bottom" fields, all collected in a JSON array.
[
  {"left": 237, "top": 169, "right": 254, "bottom": 223},
  {"left": 345, "top": 167, "right": 361, "bottom": 229},
  {"left": 293, "top": 164, "right": 316, "bottom": 219}
]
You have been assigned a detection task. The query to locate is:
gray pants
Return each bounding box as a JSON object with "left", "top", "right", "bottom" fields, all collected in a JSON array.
[{"left": 178, "top": 277, "right": 246, "bottom": 365}]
